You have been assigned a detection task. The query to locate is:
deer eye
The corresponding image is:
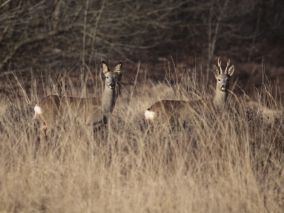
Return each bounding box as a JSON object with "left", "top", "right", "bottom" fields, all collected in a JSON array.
[{"left": 218, "top": 79, "right": 221, "bottom": 81}]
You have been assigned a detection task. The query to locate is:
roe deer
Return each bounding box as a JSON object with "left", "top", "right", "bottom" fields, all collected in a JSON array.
[
  {"left": 33, "top": 62, "right": 123, "bottom": 134},
  {"left": 144, "top": 58, "right": 235, "bottom": 122}
]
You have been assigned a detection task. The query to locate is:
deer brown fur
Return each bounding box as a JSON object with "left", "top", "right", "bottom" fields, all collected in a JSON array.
[
  {"left": 33, "top": 62, "right": 123, "bottom": 134},
  {"left": 144, "top": 58, "right": 235, "bottom": 122}
]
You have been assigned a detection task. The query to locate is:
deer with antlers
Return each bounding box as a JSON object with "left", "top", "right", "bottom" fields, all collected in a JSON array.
[{"left": 144, "top": 58, "right": 235, "bottom": 123}]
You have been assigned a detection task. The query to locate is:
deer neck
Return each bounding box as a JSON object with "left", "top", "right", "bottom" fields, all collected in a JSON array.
[
  {"left": 101, "top": 86, "right": 116, "bottom": 115},
  {"left": 213, "top": 88, "right": 227, "bottom": 108}
]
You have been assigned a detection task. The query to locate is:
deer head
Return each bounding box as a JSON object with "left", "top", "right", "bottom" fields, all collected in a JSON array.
[
  {"left": 214, "top": 57, "right": 234, "bottom": 93},
  {"left": 101, "top": 61, "right": 122, "bottom": 91}
]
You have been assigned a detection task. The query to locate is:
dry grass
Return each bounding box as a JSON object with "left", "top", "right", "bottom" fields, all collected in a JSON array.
[{"left": 0, "top": 66, "right": 283, "bottom": 213}]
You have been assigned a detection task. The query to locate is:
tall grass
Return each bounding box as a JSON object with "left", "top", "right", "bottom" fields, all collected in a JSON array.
[{"left": 0, "top": 66, "right": 283, "bottom": 213}]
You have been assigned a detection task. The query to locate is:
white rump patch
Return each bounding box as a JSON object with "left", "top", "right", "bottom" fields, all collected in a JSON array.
[
  {"left": 144, "top": 110, "right": 156, "bottom": 120},
  {"left": 34, "top": 104, "right": 43, "bottom": 115}
]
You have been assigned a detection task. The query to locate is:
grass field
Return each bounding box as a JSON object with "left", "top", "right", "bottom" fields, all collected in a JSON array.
[{"left": 0, "top": 63, "right": 283, "bottom": 213}]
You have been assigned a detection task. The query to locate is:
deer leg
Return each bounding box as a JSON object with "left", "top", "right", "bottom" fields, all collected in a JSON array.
[{"left": 38, "top": 122, "right": 48, "bottom": 143}]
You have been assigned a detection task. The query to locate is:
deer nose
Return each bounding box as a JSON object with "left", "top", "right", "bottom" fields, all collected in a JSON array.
[{"left": 109, "top": 81, "right": 115, "bottom": 88}]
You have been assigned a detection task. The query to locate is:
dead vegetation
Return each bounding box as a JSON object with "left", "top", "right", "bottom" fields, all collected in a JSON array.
[{"left": 0, "top": 62, "right": 283, "bottom": 213}]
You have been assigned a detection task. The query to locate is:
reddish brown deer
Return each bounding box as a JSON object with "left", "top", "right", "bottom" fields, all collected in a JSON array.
[
  {"left": 144, "top": 58, "right": 235, "bottom": 122},
  {"left": 33, "top": 62, "right": 123, "bottom": 135}
]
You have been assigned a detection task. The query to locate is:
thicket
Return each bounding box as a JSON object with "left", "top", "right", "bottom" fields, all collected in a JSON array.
[{"left": 0, "top": 0, "right": 283, "bottom": 70}]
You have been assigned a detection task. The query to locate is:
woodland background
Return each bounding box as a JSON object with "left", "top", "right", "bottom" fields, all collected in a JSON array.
[{"left": 0, "top": 0, "right": 283, "bottom": 70}]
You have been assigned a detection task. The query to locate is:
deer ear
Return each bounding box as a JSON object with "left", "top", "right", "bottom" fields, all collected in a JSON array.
[
  {"left": 102, "top": 61, "right": 109, "bottom": 75},
  {"left": 227, "top": 65, "right": 234, "bottom": 76},
  {"left": 113, "top": 62, "right": 122, "bottom": 74}
]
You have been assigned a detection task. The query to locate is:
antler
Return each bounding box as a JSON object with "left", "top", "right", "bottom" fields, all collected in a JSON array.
[
  {"left": 224, "top": 59, "right": 231, "bottom": 74},
  {"left": 216, "top": 57, "right": 234, "bottom": 75},
  {"left": 217, "top": 57, "right": 223, "bottom": 74}
]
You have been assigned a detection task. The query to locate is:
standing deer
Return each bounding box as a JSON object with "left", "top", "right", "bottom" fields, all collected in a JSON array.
[
  {"left": 144, "top": 58, "right": 235, "bottom": 122},
  {"left": 33, "top": 62, "right": 123, "bottom": 135}
]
